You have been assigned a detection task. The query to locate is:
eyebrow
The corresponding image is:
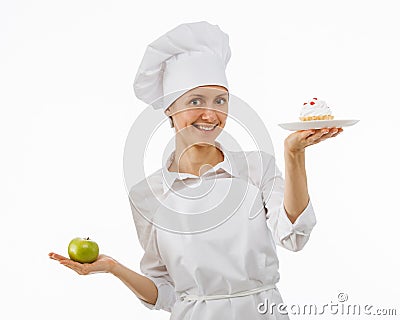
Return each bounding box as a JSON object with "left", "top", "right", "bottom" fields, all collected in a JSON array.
[{"left": 187, "top": 93, "right": 229, "bottom": 98}]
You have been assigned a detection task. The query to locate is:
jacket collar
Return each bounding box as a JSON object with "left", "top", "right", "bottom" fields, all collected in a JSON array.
[{"left": 161, "top": 141, "right": 239, "bottom": 195}]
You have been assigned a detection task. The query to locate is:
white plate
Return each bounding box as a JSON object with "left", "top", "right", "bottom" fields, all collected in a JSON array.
[{"left": 278, "top": 119, "right": 359, "bottom": 131}]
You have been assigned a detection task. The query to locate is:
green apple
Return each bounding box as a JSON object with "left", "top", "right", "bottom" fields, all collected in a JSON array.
[{"left": 68, "top": 237, "right": 99, "bottom": 263}]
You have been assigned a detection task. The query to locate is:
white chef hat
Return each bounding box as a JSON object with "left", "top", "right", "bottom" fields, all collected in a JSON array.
[{"left": 133, "top": 21, "right": 231, "bottom": 112}]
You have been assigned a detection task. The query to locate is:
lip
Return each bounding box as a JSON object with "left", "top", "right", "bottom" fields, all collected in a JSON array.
[{"left": 192, "top": 124, "right": 218, "bottom": 133}]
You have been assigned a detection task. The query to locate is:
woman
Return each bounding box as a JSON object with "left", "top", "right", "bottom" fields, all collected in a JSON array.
[{"left": 49, "top": 21, "right": 342, "bottom": 319}]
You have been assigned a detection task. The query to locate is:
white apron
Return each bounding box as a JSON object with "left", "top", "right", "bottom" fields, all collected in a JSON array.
[
  {"left": 129, "top": 149, "right": 316, "bottom": 320},
  {"left": 155, "top": 177, "right": 289, "bottom": 320}
]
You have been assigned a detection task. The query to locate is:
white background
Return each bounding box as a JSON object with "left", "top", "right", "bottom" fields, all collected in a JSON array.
[{"left": 1, "top": 0, "right": 399, "bottom": 319}]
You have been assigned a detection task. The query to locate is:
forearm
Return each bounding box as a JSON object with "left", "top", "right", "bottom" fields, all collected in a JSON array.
[
  {"left": 283, "top": 147, "right": 309, "bottom": 223},
  {"left": 109, "top": 261, "right": 158, "bottom": 305}
]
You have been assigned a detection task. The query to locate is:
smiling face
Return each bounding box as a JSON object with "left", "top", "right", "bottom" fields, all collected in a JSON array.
[{"left": 164, "top": 85, "right": 229, "bottom": 147}]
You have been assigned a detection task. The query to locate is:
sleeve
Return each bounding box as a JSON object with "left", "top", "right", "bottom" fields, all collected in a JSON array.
[
  {"left": 128, "top": 194, "right": 178, "bottom": 312},
  {"left": 259, "top": 152, "right": 317, "bottom": 252}
]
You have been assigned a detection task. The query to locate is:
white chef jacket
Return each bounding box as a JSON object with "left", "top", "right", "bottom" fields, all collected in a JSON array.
[{"left": 128, "top": 141, "right": 317, "bottom": 320}]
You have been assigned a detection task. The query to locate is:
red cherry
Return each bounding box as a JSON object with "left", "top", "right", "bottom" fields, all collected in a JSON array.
[
  {"left": 303, "top": 102, "right": 307, "bottom": 105},
  {"left": 310, "top": 101, "right": 315, "bottom": 105},
  {"left": 313, "top": 97, "right": 318, "bottom": 100}
]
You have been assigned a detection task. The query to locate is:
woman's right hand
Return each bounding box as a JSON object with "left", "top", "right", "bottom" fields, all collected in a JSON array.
[{"left": 48, "top": 252, "right": 118, "bottom": 275}]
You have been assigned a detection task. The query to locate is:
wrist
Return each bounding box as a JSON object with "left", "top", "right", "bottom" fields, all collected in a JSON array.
[
  {"left": 108, "top": 259, "right": 120, "bottom": 275},
  {"left": 284, "top": 138, "right": 305, "bottom": 155},
  {"left": 284, "top": 145, "right": 305, "bottom": 158},
  {"left": 284, "top": 144, "right": 306, "bottom": 170}
]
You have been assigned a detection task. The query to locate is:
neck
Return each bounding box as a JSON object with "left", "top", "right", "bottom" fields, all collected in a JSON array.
[{"left": 169, "top": 141, "right": 224, "bottom": 176}]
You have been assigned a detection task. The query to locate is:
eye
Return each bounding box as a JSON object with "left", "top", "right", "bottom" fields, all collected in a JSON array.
[
  {"left": 189, "top": 99, "right": 201, "bottom": 106},
  {"left": 216, "top": 98, "right": 227, "bottom": 105}
]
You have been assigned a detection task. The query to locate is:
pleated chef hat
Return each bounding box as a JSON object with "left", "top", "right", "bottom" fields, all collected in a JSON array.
[{"left": 133, "top": 21, "right": 231, "bottom": 112}]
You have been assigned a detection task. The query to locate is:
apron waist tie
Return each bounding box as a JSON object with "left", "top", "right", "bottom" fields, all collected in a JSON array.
[{"left": 179, "top": 283, "right": 276, "bottom": 302}]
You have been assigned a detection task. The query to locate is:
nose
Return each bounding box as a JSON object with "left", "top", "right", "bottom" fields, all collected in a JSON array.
[{"left": 200, "top": 107, "right": 218, "bottom": 122}]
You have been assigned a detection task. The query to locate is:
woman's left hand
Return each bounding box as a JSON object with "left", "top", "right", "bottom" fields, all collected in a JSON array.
[{"left": 284, "top": 127, "right": 343, "bottom": 153}]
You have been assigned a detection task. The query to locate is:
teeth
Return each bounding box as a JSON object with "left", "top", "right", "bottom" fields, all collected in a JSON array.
[
  {"left": 194, "top": 124, "right": 216, "bottom": 131},
  {"left": 198, "top": 126, "right": 214, "bottom": 131}
]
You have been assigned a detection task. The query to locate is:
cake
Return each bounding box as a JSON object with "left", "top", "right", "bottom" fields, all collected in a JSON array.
[{"left": 299, "top": 98, "right": 334, "bottom": 121}]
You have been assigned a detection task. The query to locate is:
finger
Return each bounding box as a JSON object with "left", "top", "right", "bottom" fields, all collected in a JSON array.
[
  {"left": 308, "top": 137, "right": 326, "bottom": 145},
  {"left": 322, "top": 127, "right": 340, "bottom": 139},
  {"left": 305, "top": 127, "right": 344, "bottom": 146},
  {"left": 298, "top": 129, "right": 316, "bottom": 139},
  {"left": 324, "top": 128, "right": 339, "bottom": 138},
  {"left": 306, "top": 128, "right": 329, "bottom": 144},
  {"left": 59, "top": 259, "right": 84, "bottom": 269},
  {"left": 49, "top": 252, "right": 69, "bottom": 261},
  {"left": 60, "top": 261, "right": 88, "bottom": 275},
  {"left": 317, "top": 128, "right": 331, "bottom": 137},
  {"left": 331, "top": 128, "right": 343, "bottom": 137},
  {"left": 313, "top": 128, "right": 341, "bottom": 144}
]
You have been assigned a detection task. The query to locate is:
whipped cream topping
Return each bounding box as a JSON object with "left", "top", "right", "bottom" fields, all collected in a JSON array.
[{"left": 300, "top": 98, "right": 332, "bottom": 117}]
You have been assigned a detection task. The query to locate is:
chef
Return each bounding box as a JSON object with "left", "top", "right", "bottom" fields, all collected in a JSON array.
[
  {"left": 129, "top": 20, "right": 344, "bottom": 319},
  {"left": 49, "top": 21, "right": 343, "bottom": 320}
]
